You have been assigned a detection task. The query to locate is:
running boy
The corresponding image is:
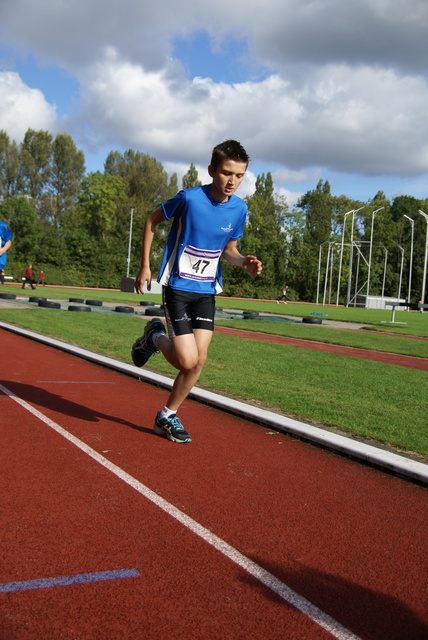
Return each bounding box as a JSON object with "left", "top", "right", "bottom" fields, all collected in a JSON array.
[
  {"left": 133, "top": 140, "right": 262, "bottom": 443},
  {"left": 0, "top": 220, "right": 13, "bottom": 274}
]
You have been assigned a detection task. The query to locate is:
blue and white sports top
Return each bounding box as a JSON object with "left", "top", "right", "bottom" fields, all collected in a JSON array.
[
  {"left": 157, "top": 185, "right": 247, "bottom": 294},
  {"left": 0, "top": 221, "right": 13, "bottom": 270}
]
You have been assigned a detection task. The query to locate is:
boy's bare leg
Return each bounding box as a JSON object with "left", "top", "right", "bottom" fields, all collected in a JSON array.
[{"left": 156, "top": 329, "right": 213, "bottom": 412}]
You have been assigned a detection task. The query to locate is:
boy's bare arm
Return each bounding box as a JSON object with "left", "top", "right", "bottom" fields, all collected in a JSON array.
[
  {"left": 222, "top": 240, "right": 262, "bottom": 277},
  {"left": 134, "top": 208, "right": 165, "bottom": 293},
  {"left": 0, "top": 240, "right": 11, "bottom": 256}
]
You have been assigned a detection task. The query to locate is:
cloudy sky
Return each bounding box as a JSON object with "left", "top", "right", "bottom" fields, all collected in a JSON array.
[{"left": 0, "top": 0, "right": 427, "bottom": 206}]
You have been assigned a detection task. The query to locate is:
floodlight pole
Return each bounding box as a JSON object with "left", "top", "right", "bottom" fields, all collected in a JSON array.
[
  {"left": 403, "top": 214, "right": 414, "bottom": 305},
  {"left": 318, "top": 240, "right": 336, "bottom": 305},
  {"left": 419, "top": 210, "right": 428, "bottom": 311},
  {"left": 397, "top": 246, "right": 404, "bottom": 302},
  {"left": 323, "top": 242, "right": 332, "bottom": 305},
  {"left": 328, "top": 243, "right": 335, "bottom": 304},
  {"left": 381, "top": 247, "right": 388, "bottom": 298},
  {"left": 354, "top": 244, "right": 361, "bottom": 306},
  {"left": 126, "top": 207, "right": 134, "bottom": 278},
  {"left": 316, "top": 242, "right": 324, "bottom": 304},
  {"left": 367, "top": 207, "right": 383, "bottom": 298},
  {"left": 346, "top": 206, "right": 365, "bottom": 306},
  {"left": 336, "top": 210, "right": 354, "bottom": 306}
]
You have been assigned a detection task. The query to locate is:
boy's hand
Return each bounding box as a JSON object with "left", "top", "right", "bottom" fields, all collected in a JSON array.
[
  {"left": 134, "top": 267, "right": 152, "bottom": 294},
  {"left": 242, "top": 255, "right": 262, "bottom": 277}
]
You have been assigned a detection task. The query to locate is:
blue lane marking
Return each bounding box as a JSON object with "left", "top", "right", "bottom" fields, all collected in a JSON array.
[{"left": 0, "top": 569, "right": 140, "bottom": 593}]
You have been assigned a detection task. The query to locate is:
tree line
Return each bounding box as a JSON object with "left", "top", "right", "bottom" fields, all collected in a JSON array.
[{"left": 1, "top": 128, "right": 427, "bottom": 303}]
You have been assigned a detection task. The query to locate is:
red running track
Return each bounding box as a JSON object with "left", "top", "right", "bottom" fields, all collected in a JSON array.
[
  {"left": 1, "top": 328, "right": 427, "bottom": 640},
  {"left": 215, "top": 326, "right": 428, "bottom": 371}
]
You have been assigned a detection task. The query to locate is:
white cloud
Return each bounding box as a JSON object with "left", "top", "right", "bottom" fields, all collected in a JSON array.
[
  {"left": 0, "top": 71, "right": 57, "bottom": 141},
  {"left": 273, "top": 167, "right": 322, "bottom": 186},
  {"left": 73, "top": 52, "right": 428, "bottom": 176},
  {"left": 0, "top": 0, "right": 427, "bottom": 195},
  {"left": 275, "top": 187, "right": 304, "bottom": 209}
]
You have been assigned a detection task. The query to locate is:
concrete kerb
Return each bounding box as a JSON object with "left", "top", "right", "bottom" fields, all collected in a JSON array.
[{"left": 1, "top": 320, "right": 427, "bottom": 486}]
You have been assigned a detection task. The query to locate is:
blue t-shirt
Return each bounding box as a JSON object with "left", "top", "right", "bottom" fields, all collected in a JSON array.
[
  {"left": 0, "top": 221, "right": 12, "bottom": 269},
  {"left": 157, "top": 185, "right": 247, "bottom": 294}
]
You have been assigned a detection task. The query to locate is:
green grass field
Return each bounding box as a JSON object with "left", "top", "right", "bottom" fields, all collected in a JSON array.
[{"left": 1, "top": 284, "right": 427, "bottom": 459}]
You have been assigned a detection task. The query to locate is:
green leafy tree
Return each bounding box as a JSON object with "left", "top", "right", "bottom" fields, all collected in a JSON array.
[
  {"left": 168, "top": 171, "right": 178, "bottom": 195},
  {"left": 372, "top": 190, "right": 387, "bottom": 201},
  {"left": 0, "top": 131, "right": 21, "bottom": 198},
  {"left": 390, "top": 195, "right": 425, "bottom": 302},
  {"left": 50, "top": 133, "right": 85, "bottom": 227},
  {"left": 104, "top": 149, "right": 178, "bottom": 277},
  {"left": 78, "top": 172, "right": 126, "bottom": 240},
  {"left": 223, "top": 172, "right": 287, "bottom": 299},
  {"left": 358, "top": 194, "right": 393, "bottom": 298},
  {"left": 0, "top": 196, "right": 41, "bottom": 270},
  {"left": 20, "top": 129, "right": 53, "bottom": 201},
  {"left": 62, "top": 205, "right": 102, "bottom": 285},
  {"left": 104, "top": 149, "right": 176, "bottom": 207},
  {"left": 296, "top": 179, "right": 335, "bottom": 300},
  {"left": 67, "top": 172, "right": 128, "bottom": 285},
  {"left": 182, "top": 163, "right": 202, "bottom": 189},
  {"left": 0, "top": 131, "right": 10, "bottom": 198},
  {"left": 278, "top": 204, "right": 306, "bottom": 299},
  {"left": 296, "top": 181, "right": 370, "bottom": 302},
  {"left": 2, "top": 126, "right": 427, "bottom": 293},
  {"left": 300, "top": 179, "right": 333, "bottom": 246}
]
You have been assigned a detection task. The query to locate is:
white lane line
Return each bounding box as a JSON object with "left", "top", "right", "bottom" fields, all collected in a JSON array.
[{"left": 1, "top": 382, "right": 362, "bottom": 640}]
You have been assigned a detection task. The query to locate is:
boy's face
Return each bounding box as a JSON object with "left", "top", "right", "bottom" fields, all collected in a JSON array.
[{"left": 208, "top": 159, "right": 247, "bottom": 202}]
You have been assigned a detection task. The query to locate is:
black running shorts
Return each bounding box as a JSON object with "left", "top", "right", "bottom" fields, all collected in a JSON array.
[{"left": 162, "top": 286, "right": 215, "bottom": 337}]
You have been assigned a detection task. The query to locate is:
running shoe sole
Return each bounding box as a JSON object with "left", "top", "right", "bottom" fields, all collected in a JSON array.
[{"left": 131, "top": 318, "right": 165, "bottom": 367}]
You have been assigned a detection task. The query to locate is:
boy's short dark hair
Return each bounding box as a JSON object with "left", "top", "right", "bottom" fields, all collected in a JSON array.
[{"left": 210, "top": 140, "right": 250, "bottom": 170}]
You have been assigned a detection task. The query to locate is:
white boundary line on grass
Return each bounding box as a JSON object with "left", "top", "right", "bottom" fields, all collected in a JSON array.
[
  {"left": 1, "top": 321, "right": 427, "bottom": 485},
  {"left": 0, "top": 381, "right": 362, "bottom": 640}
]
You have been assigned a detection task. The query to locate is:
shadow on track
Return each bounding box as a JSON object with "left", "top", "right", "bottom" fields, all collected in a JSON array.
[
  {"left": 1, "top": 380, "right": 155, "bottom": 438},
  {"left": 239, "top": 557, "right": 427, "bottom": 640}
]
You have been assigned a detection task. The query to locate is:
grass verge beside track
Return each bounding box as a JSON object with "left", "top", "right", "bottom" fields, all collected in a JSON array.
[
  {"left": 1, "top": 307, "right": 427, "bottom": 460},
  {"left": 215, "top": 319, "right": 428, "bottom": 358}
]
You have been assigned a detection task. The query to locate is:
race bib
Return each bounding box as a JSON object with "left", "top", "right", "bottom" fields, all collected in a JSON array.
[{"left": 178, "top": 245, "right": 222, "bottom": 282}]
